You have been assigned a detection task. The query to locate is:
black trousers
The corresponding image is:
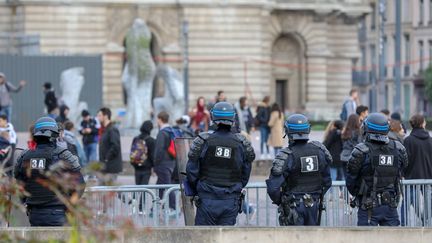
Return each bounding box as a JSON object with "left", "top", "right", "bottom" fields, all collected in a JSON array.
[
  {"left": 28, "top": 207, "right": 66, "bottom": 226},
  {"left": 134, "top": 170, "right": 151, "bottom": 185},
  {"left": 134, "top": 170, "right": 151, "bottom": 211}
]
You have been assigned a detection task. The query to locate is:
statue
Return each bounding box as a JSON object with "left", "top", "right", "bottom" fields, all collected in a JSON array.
[
  {"left": 122, "top": 18, "right": 156, "bottom": 128},
  {"left": 59, "top": 67, "right": 88, "bottom": 125},
  {"left": 153, "top": 64, "right": 185, "bottom": 123}
]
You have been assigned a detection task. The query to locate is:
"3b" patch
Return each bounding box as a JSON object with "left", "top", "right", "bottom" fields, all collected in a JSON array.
[{"left": 215, "top": 146, "right": 232, "bottom": 159}]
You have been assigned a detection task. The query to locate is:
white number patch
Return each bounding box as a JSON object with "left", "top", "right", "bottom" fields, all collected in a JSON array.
[
  {"left": 379, "top": 155, "right": 394, "bottom": 166},
  {"left": 300, "top": 156, "right": 319, "bottom": 173},
  {"left": 30, "top": 158, "right": 46, "bottom": 169},
  {"left": 215, "top": 146, "right": 232, "bottom": 159}
]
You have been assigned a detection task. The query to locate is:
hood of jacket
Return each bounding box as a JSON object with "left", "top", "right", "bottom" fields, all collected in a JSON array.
[{"left": 410, "top": 128, "right": 430, "bottom": 140}]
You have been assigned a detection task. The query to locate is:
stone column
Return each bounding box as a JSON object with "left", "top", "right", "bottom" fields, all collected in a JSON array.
[{"left": 103, "top": 45, "right": 124, "bottom": 111}]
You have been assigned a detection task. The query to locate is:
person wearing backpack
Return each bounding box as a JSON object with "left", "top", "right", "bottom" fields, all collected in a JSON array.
[
  {"left": 130, "top": 120, "right": 155, "bottom": 186},
  {"left": 154, "top": 111, "right": 179, "bottom": 213},
  {"left": 340, "top": 88, "right": 359, "bottom": 121}
]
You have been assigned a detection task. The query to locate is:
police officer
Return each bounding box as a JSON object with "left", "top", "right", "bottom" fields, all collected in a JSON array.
[
  {"left": 186, "top": 102, "right": 255, "bottom": 225},
  {"left": 346, "top": 112, "right": 408, "bottom": 226},
  {"left": 266, "top": 114, "right": 332, "bottom": 226},
  {"left": 14, "top": 117, "right": 85, "bottom": 226}
]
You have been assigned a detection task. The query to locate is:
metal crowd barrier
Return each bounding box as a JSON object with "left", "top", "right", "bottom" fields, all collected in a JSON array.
[{"left": 84, "top": 179, "right": 432, "bottom": 227}]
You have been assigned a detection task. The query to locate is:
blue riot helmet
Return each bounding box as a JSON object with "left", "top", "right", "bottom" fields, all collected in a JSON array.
[
  {"left": 284, "top": 114, "right": 310, "bottom": 141},
  {"left": 363, "top": 112, "right": 390, "bottom": 143},
  {"left": 33, "top": 116, "right": 59, "bottom": 139},
  {"left": 211, "top": 102, "right": 236, "bottom": 126}
]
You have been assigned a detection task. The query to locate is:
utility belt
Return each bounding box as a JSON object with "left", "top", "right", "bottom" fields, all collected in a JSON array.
[
  {"left": 281, "top": 193, "right": 320, "bottom": 208},
  {"left": 278, "top": 193, "right": 323, "bottom": 226},
  {"left": 351, "top": 191, "right": 399, "bottom": 210}
]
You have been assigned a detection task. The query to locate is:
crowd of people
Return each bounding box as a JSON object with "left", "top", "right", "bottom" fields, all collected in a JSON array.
[
  {"left": 1, "top": 69, "right": 432, "bottom": 228},
  {"left": 324, "top": 88, "right": 432, "bottom": 182}
]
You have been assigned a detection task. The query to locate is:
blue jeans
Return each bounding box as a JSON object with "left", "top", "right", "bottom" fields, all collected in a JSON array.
[
  {"left": 84, "top": 143, "right": 98, "bottom": 163},
  {"left": 154, "top": 165, "right": 175, "bottom": 210},
  {"left": 330, "top": 167, "right": 346, "bottom": 181},
  {"left": 0, "top": 105, "right": 11, "bottom": 121},
  {"left": 259, "top": 126, "right": 270, "bottom": 154},
  {"left": 195, "top": 197, "right": 239, "bottom": 225},
  {"left": 357, "top": 205, "right": 400, "bottom": 226}
]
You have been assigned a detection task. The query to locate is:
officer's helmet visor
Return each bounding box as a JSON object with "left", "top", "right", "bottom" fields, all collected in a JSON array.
[
  {"left": 290, "top": 133, "right": 309, "bottom": 140},
  {"left": 367, "top": 133, "right": 389, "bottom": 143}
]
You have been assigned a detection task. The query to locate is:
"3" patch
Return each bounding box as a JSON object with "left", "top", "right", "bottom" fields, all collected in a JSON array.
[{"left": 300, "top": 156, "right": 319, "bottom": 173}]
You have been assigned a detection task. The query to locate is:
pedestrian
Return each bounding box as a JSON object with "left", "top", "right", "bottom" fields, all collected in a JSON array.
[
  {"left": 340, "top": 114, "right": 361, "bottom": 176},
  {"left": 380, "top": 109, "right": 391, "bottom": 119},
  {"left": 0, "top": 114, "right": 17, "bottom": 149},
  {"left": 57, "top": 122, "right": 78, "bottom": 157},
  {"left": 27, "top": 124, "right": 37, "bottom": 150},
  {"left": 391, "top": 112, "right": 407, "bottom": 133},
  {"left": 64, "top": 121, "right": 87, "bottom": 167},
  {"left": 173, "top": 115, "right": 194, "bottom": 138},
  {"left": 388, "top": 118, "right": 405, "bottom": 144},
  {"left": 356, "top": 105, "right": 369, "bottom": 123},
  {"left": 323, "top": 120, "right": 345, "bottom": 181},
  {"left": 55, "top": 105, "right": 70, "bottom": 124},
  {"left": 346, "top": 112, "right": 408, "bottom": 226},
  {"left": 401, "top": 114, "right": 432, "bottom": 226},
  {"left": 186, "top": 102, "right": 255, "bottom": 225},
  {"left": 340, "top": 88, "right": 359, "bottom": 121},
  {"left": 0, "top": 72, "right": 26, "bottom": 120},
  {"left": 207, "top": 90, "right": 227, "bottom": 110},
  {"left": 268, "top": 103, "right": 284, "bottom": 157},
  {"left": 234, "top": 96, "right": 254, "bottom": 134},
  {"left": 79, "top": 110, "right": 100, "bottom": 163},
  {"left": 130, "top": 120, "right": 155, "bottom": 186},
  {"left": 14, "top": 117, "right": 85, "bottom": 226},
  {"left": 403, "top": 114, "right": 432, "bottom": 179},
  {"left": 97, "top": 107, "right": 122, "bottom": 185},
  {"left": 256, "top": 96, "right": 271, "bottom": 159},
  {"left": 190, "top": 97, "right": 210, "bottom": 132},
  {"left": 0, "top": 131, "right": 12, "bottom": 176},
  {"left": 154, "top": 111, "right": 179, "bottom": 213},
  {"left": 43, "top": 82, "right": 58, "bottom": 118},
  {"left": 266, "top": 114, "right": 332, "bottom": 226},
  {"left": 0, "top": 114, "right": 17, "bottom": 175}
]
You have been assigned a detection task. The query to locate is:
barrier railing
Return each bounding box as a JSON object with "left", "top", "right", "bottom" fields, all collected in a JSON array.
[{"left": 84, "top": 180, "right": 432, "bottom": 227}]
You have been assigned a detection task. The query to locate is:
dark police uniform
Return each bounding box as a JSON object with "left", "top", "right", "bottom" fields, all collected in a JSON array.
[
  {"left": 346, "top": 112, "right": 408, "bottom": 226},
  {"left": 14, "top": 117, "right": 85, "bottom": 226},
  {"left": 266, "top": 114, "right": 332, "bottom": 226},
  {"left": 186, "top": 102, "right": 255, "bottom": 225}
]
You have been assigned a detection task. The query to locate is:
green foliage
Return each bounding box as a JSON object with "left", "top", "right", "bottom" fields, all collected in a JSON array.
[
  {"left": 425, "top": 65, "right": 432, "bottom": 102},
  {"left": 0, "top": 162, "right": 139, "bottom": 242},
  {"left": 310, "top": 121, "right": 330, "bottom": 131}
]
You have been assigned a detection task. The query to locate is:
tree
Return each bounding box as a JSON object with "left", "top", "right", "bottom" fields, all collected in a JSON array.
[{"left": 425, "top": 65, "right": 432, "bottom": 101}]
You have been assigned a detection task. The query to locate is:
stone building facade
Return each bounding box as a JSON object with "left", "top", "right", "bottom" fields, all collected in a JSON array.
[
  {"left": 0, "top": 0, "right": 370, "bottom": 119},
  {"left": 359, "top": 0, "right": 432, "bottom": 119}
]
